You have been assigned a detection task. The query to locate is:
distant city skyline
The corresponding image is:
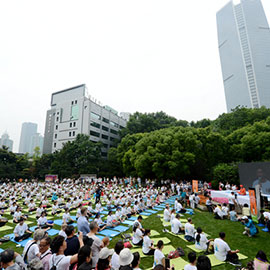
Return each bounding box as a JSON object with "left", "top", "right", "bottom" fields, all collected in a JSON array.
[
  {"left": 0, "top": 0, "right": 269, "bottom": 152},
  {"left": 0, "top": 132, "right": 13, "bottom": 151}
]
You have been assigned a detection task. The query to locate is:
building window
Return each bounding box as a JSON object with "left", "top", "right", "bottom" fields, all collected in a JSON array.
[
  {"left": 110, "top": 137, "right": 115, "bottom": 142},
  {"left": 56, "top": 125, "right": 58, "bottom": 130},
  {"left": 73, "top": 122, "right": 76, "bottom": 127},
  {"left": 102, "top": 134, "right": 108, "bottom": 140},
  {"left": 110, "top": 129, "right": 118, "bottom": 135},
  {"left": 110, "top": 121, "right": 119, "bottom": 128},
  {"left": 54, "top": 143, "right": 56, "bottom": 147},
  {"left": 57, "top": 112, "right": 59, "bottom": 115},
  {"left": 56, "top": 117, "right": 59, "bottom": 121},
  {"left": 70, "top": 105, "right": 79, "bottom": 120},
  {"left": 73, "top": 131, "right": 75, "bottom": 136},
  {"left": 90, "top": 121, "right": 100, "bottom": 129},
  {"left": 90, "top": 112, "right": 101, "bottom": 120},
  {"left": 102, "top": 126, "right": 109, "bottom": 132},
  {"left": 71, "top": 101, "right": 74, "bottom": 105},
  {"left": 103, "top": 143, "right": 108, "bottom": 148},
  {"left": 70, "top": 123, "right": 72, "bottom": 128},
  {"left": 69, "top": 132, "right": 71, "bottom": 137},
  {"left": 75, "top": 100, "right": 77, "bottom": 104},
  {"left": 102, "top": 117, "right": 109, "bottom": 124},
  {"left": 55, "top": 134, "right": 57, "bottom": 139},
  {"left": 90, "top": 130, "right": 100, "bottom": 137}
]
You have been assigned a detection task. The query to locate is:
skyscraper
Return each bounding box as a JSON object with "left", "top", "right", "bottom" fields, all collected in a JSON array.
[
  {"left": 0, "top": 132, "right": 13, "bottom": 151},
  {"left": 19, "top": 122, "right": 37, "bottom": 154},
  {"left": 217, "top": 0, "right": 270, "bottom": 112},
  {"left": 29, "top": 133, "right": 44, "bottom": 156}
]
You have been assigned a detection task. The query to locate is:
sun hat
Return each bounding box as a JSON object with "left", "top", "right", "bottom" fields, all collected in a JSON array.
[
  {"left": 99, "top": 247, "right": 114, "bottom": 259},
  {"left": 119, "top": 248, "right": 134, "bottom": 266}
]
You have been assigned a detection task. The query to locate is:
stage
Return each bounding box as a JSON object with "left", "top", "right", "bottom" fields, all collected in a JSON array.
[{"left": 210, "top": 190, "right": 250, "bottom": 206}]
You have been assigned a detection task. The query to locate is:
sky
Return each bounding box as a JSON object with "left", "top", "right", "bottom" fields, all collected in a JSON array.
[{"left": 0, "top": 0, "right": 269, "bottom": 152}]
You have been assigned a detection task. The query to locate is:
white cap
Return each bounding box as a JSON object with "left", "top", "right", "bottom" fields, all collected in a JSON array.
[
  {"left": 119, "top": 248, "right": 134, "bottom": 266},
  {"left": 99, "top": 247, "right": 114, "bottom": 259},
  {"left": 241, "top": 216, "right": 248, "bottom": 219}
]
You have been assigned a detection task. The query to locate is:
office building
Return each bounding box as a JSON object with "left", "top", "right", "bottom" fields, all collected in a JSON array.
[
  {"left": 43, "top": 84, "right": 127, "bottom": 156},
  {"left": 0, "top": 132, "right": 13, "bottom": 151},
  {"left": 29, "top": 133, "right": 44, "bottom": 155},
  {"left": 19, "top": 122, "right": 38, "bottom": 154},
  {"left": 217, "top": 0, "right": 270, "bottom": 112}
]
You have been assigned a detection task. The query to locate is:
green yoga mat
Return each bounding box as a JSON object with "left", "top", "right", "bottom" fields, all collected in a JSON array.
[
  {"left": 0, "top": 225, "right": 13, "bottom": 232},
  {"left": 170, "top": 257, "right": 189, "bottom": 270},
  {"left": 187, "top": 244, "right": 204, "bottom": 253},
  {"left": 153, "top": 237, "right": 171, "bottom": 245},
  {"left": 163, "top": 221, "right": 171, "bottom": 227},
  {"left": 238, "top": 253, "right": 248, "bottom": 260},
  {"left": 150, "top": 230, "right": 160, "bottom": 237},
  {"left": 132, "top": 245, "right": 175, "bottom": 258},
  {"left": 207, "top": 254, "right": 226, "bottom": 266}
]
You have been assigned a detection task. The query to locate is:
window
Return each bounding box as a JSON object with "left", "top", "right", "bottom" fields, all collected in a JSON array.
[
  {"left": 54, "top": 143, "right": 56, "bottom": 148},
  {"left": 110, "top": 121, "right": 119, "bottom": 128},
  {"left": 102, "top": 134, "right": 108, "bottom": 140},
  {"left": 69, "top": 132, "right": 71, "bottom": 137},
  {"left": 120, "top": 125, "right": 125, "bottom": 129},
  {"left": 102, "top": 117, "right": 109, "bottom": 124},
  {"left": 73, "top": 131, "right": 75, "bottom": 136},
  {"left": 75, "top": 100, "right": 77, "bottom": 104},
  {"left": 57, "top": 112, "right": 59, "bottom": 115},
  {"left": 55, "top": 134, "right": 57, "bottom": 139},
  {"left": 71, "top": 105, "right": 79, "bottom": 120},
  {"left": 110, "top": 137, "right": 115, "bottom": 142},
  {"left": 56, "top": 125, "right": 58, "bottom": 130},
  {"left": 56, "top": 117, "right": 59, "bottom": 121},
  {"left": 110, "top": 129, "right": 118, "bottom": 135},
  {"left": 70, "top": 123, "right": 72, "bottom": 128},
  {"left": 90, "top": 130, "right": 100, "bottom": 137},
  {"left": 90, "top": 112, "right": 101, "bottom": 120},
  {"left": 103, "top": 143, "right": 108, "bottom": 148},
  {"left": 102, "top": 126, "right": 109, "bottom": 132},
  {"left": 71, "top": 101, "right": 74, "bottom": 105},
  {"left": 73, "top": 122, "right": 76, "bottom": 127},
  {"left": 90, "top": 121, "right": 100, "bottom": 129}
]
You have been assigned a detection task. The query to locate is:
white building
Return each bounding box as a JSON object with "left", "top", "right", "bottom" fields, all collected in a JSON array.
[
  {"left": 43, "top": 84, "right": 128, "bottom": 157},
  {"left": 0, "top": 132, "right": 13, "bottom": 151}
]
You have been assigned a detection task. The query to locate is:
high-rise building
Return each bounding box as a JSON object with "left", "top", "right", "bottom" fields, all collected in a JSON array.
[
  {"left": 29, "top": 133, "right": 44, "bottom": 156},
  {"left": 217, "top": 0, "right": 270, "bottom": 112},
  {"left": 19, "top": 122, "right": 37, "bottom": 154},
  {"left": 43, "top": 84, "right": 127, "bottom": 157},
  {"left": 0, "top": 132, "right": 13, "bottom": 151}
]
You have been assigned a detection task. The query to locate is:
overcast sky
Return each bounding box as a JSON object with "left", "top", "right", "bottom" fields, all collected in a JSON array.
[{"left": 0, "top": 0, "right": 269, "bottom": 152}]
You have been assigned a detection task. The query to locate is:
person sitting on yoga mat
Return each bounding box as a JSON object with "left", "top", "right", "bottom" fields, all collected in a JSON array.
[
  {"left": 62, "top": 208, "right": 74, "bottom": 225},
  {"left": 37, "top": 211, "right": 53, "bottom": 231},
  {"left": 14, "top": 218, "right": 32, "bottom": 242},
  {"left": 51, "top": 201, "right": 62, "bottom": 216},
  {"left": 171, "top": 214, "right": 184, "bottom": 234},
  {"left": 153, "top": 240, "right": 170, "bottom": 269},
  {"left": 142, "top": 229, "right": 155, "bottom": 256},
  {"left": 106, "top": 210, "right": 120, "bottom": 228},
  {"left": 196, "top": 255, "right": 211, "bottom": 270},
  {"left": 0, "top": 214, "right": 8, "bottom": 227},
  {"left": 184, "top": 252, "right": 197, "bottom": 270},
  {"left": 184, "top": 218, "right": 196, "bottom": 242},
  {"left": 9, "top": 202, "right": 17, "bottom": 215},
  {"left": 13, "top": 207, "right": 27, "bottom": 224},
  {"left": 28, "top": 199, "right": 37, "bottom": 212},
  {"left": 214, "top": 232, "right": 240, "bottom": 266},
  {"left": 176, "top": 199, "right": 186, "bottom": 213},
  {"left": 194, "top": 227, "right": 214, "bottom": 253},
  {"left": 132, "top": 222, "right": 143, "bottom": 246},
  {"left": 94, "top": 213, "right": 106, "bottom": 231},
  {"left": 163, "top": 205, "right": 171, "bottom": 222}
]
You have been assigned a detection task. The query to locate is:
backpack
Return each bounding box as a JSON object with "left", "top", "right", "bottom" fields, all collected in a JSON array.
[
  {"left": 168, "top": 247, "right": 185, "bottom": 259},
  {"left": 123, "top": 241, "right": 132, "bottom": 248}
]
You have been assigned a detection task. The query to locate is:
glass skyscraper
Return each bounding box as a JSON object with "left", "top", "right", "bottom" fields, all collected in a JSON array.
[{"left": 217, "top": 0, "right": 270, "bottom": 112}]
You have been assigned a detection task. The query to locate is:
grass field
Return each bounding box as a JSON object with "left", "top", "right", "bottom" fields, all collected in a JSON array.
[{"left": 0, "top": 198, "right": 269, "bottom": 270}]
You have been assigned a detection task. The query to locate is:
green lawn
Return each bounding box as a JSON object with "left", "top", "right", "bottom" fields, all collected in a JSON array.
[{"left": 0, "top": 200, "right": 269, "bottom": 270}]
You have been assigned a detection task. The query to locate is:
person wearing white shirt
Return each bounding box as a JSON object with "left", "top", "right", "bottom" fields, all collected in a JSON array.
[
  {"left": 62, "top": 208, "right": 74, "bottom": 225},
  {"left": 142, "top": 229, "right": 155, "bottom": 255},
  {"left": 171, "top": 214, "right": 184, "bottom": 234},
  {"left": 189, "top": 193, "right": 195, "bottom": 209},
  {"left": 170, "top": 209, "right": 176, "bottom": 224},
  {"left": 14, "top": 218, "right": 32, "bottom": 242},
  {"left": 194, "top": 227, "right": 213, "bottom": 252},
  {"left": 214, "top": 232, "right": 240, "bottom": 265},
  {"left": 38, "top": 212, "right": 53, "bottom": 231},
  {"left": 222, "top": 204, "right": 229, "bottom": 217},
  {"left": 184, "top": 218, "right": 196, "bottom": 242},
  {"left": 132, "top": 223, "right": 143, "bottom": 246},
  {"left": 228, "top": 192, "right": 236, "bottom": 211},
  {"left": 214, "top": 205, "right": 224, "bottom": 219},
  {"left": 111, "top": 241, "right": 124, "bottom": 270},
  {"left": 176, "top": 199, "right": 186, "bottom": 213},
  {"left": 163, "top": 205, "right": 171, "bottom": 222},
  {"left": 184, "top": 252, "right": 197, "bottom": 270},
  {"left": 153, "top": 240, "right": 166, "bottom": 268}
]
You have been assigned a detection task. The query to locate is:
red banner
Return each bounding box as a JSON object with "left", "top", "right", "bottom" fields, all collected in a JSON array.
[
  {"left": 192, "top": 180, "right": 198, "bottom": 193},
  {"left": 249, "top": 189, "right": 257, "bottom": 216}
]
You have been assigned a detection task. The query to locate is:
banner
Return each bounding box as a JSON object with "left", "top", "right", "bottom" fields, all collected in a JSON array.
[
  {"left": 255, "top": 185, "right": 261, "bottom": 218},
  {"left": 192, "top": 180, "right": 198, "bottom": 193},
  {"left": 249, "top": 188, "right": 257, "bottom": 217},
  {"left": 45, "top": 175, "right": 58, "bottom": 182}
]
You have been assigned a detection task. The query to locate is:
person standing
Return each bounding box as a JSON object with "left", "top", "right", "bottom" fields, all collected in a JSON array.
[
  {"left": 77, "top": 208, "right": 90, "bottom": 235},
  {"left": 39, "top": 236, "right": 52, "bottom": 270}
]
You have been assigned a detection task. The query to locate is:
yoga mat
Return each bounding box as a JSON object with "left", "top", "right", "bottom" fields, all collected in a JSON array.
[
  {"left": 113, "top": 226, "right": 130, "bottom": 232},
  {"left": 151, "top": 230, "right": 160, "bottom": 237},
  {"left": 153, "top": 237, "right": 171, "bottom": 245},
  {"left": 163, "top": 245, "right": 175, "bottom": 255},
  {"left": 170, "top": 257, "right": 188, "bottom": 270},
  {"left": 29, "top": 226, "right": 37, "bottom": 231},
  {"left": 0, "top": 225, "right": 13, "bottom": 232},
  {"left": 145, "top": 210, "right": 158, "bottom": 214},
  {"left": 0, "top": 248, "right": 4, "bottom": 253},
  {"left": 140, "top": 212, "right": 152, "bottom": 216},
  {"left": 25, "top": 221, "right": 33, "bottom": 225},
  {"left": 13, "top": 238, "right": 33, "bottom": 247},
  {"left": 238, "top": 253, "right": 248, "bottom": 260},
  {"left": 54, "top": 220, "right": 63, "bottom": 226},
  {"left": 98, "top": 229, "right": 121, "bottom": 237},
  {"left": 262, "top": 228, "right": 269, "bottom": 232},
  {"left": 122, "top": 220, "right": 133, "bottom": 226},
  {"left": 47, "top": 229, "right": 60, "bottom": 236},
  {"left": 257, "top": 223, "right": 265, "bottom": 227},
  {"left": 187, "top": 244, "right": 204, "bottom": 253},
  {"left": 207, "top": 254, "right": 226, "bottom": 266},
  {"left": 163, "top": 221, "right": 171, "bottom": 227},
  {"left": 128, "top": 217, "right": 137, "bottom": 221}
]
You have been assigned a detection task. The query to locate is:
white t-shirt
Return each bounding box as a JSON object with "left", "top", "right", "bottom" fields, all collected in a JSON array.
[
  {"left": 228, "top": 194, "right": 235, "bottom": 205},
  {"left": 49, "top": 254, "right": 71, "bottom": 270},
  {"left": 23, "top": 240, "right": 39, "bottom": 263},
  {"left": 214, "top": 238, "right": 230, "bottom": 261},
  {"left": 107, "top": 215, "right": 114, "bottom": 227},
  {"left": 38, "top": 217, "right": 47, "bottom": 226},
  {"left": 164, "top": 209, "right": 170, "bottom": 221},
  {"left": 62, "top": 213, "right": 71, "bottom": 223},
  {"left": 185, "top": 223, "right": 195, "bottom": 237},
  {"left": 195, "top": 233, "right": 208, "bottom": 250},
  {"left": 214, "top": 207, "right": 224, "bottom": 218},
  {"left": 14, "top": 223, "right": 28, "bottom": 236},
  {"left": 132, "top": 228, "right": 143, "bottom": 245},
  {"left": 111, "top": 252, "right": 120, "bottom": 270},
  {"left": 176, "top": 202, "right": 183, "bottom": 212},
  {"left": 184, "top": 264, "right": 197, "bottom": 270},
  {"left": 142, "top": 235, "right": 152, "bottom": 254},
  {"left": 171, "top": 218, "right": 182, "bottom": 234},
  {"left": 153, "top": 249, "right": 164, "bottom": 267}
]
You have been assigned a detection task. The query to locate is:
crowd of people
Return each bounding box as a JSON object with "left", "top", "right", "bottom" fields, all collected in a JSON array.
[{"left": 0, "top": 178, "right": 268, "bottom": 270}]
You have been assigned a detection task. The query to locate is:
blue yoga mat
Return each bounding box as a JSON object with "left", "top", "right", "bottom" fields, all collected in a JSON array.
[
  {"left": 99, "top": 229, "right": 121, "bottom": 237},
  {"left": 30, "top": 226, "right": 37, "bottom": 231},
  {"left": 47, "top": 229, "right": 60, "bottom": 236},
  {"left": 128, "top": 217, "right": 137, "bottom": 221},
  {"left": 0, "top": 248, "right": 4, "bottom": 253},
  {"left": 146, "top": 210, "right": 158, "bottom": 214},
  {"left": 262, "top": 228, "right": 269, "bottom": 232},
  {"left": 4, "top": 233, "right": 15, "bottom": 240},
  {"left": 100, "top": 211, "right": 109, "bottom": 215},
  {"left": 123, "top": 220, "right": 134, "bottom": 226},
  {"left": 257, "top": 224, "right": 265, "bottom": 227},
  {"left": 113, "top": 226, "right": 130, "bottom": 232},
  {"left": 140, "top": 212, "right": 152, "bottom": 216}
]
